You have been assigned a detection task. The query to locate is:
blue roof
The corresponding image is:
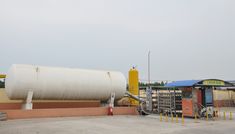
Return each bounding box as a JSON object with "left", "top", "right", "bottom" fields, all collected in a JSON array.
[{"left": 165, "top": 80, "right": 201, "bottom": 87}]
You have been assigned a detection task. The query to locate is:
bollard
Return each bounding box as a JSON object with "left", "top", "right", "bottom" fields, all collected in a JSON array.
[
  {"left": 165, "top": 114, "right": 168, "bottom": 122},
  {"left": 216, "top": 110, "right": 218, "bottom": 118},
  {"left": 182, "top": 115, "right": 184, "bottom": 124},
  {"left": 171, "top": 114, "right": 174, "bottom": 123},
  {"left": 224, "top": 112, "right": 226, "bottom": 120},
  {"left": 230, "top": 112, "right": 233, "bottom": 120},
  {"left": 206, "top": 111, "right": 209, "bottom": 121},
  {"left": 160, "top": 113, "right": 162, "bottom": 122},
  {"left": 194, "top": 114, "right": 197, "bottom": 123},
  {"left": 176, "top": 114, "right": 179, "bottom": 123}
]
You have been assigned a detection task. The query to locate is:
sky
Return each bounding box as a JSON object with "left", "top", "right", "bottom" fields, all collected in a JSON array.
[{"left": 0, "top": 0, "right": 235, "bottom": 82}]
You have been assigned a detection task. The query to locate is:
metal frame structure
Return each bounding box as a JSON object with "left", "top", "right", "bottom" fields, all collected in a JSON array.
[{"left": 139, "top": 86, "right": 182, "bottom": 115}]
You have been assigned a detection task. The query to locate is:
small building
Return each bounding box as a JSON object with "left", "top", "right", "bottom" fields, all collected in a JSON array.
[{"left": 165, "top": 79, "right": 234, "bottom": 117}]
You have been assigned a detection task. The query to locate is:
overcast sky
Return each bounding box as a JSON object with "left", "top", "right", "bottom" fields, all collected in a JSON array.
[{"left": 0, "top": 0, "right": 234, "bottom": 81}]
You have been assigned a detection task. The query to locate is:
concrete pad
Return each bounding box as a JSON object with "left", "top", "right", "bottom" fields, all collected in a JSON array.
[{"left": 0, "top": 115, "right": 234, "bottom": 134}]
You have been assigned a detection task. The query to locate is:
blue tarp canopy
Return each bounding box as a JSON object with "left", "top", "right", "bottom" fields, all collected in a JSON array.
[{"left": 165, "top": 80, "right": 200, "bottom": 87}]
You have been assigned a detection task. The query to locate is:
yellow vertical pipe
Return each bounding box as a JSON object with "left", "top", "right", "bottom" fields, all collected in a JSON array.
[
  {"left": 171, "top": 114, "right": 174, "bottom": 122},
  {"left": 128, "top": 67, "right": 139, "bottom": 106}
]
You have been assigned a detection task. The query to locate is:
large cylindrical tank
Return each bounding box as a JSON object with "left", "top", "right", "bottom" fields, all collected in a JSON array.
[{"left": 5, "top": 64, "right": 126, "bottom": 101}]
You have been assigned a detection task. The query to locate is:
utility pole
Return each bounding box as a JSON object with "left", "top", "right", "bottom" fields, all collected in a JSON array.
[
  {"left": 148, "top": 51, "right": 151, "bottom": 85},
  {"left": 146, "top": 50, "right": 152, "bottom": 111}
]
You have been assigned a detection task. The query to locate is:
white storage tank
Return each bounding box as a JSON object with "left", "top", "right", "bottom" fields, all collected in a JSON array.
[{"left": 5, "top": 64, "right": 126, "bottom": 101}]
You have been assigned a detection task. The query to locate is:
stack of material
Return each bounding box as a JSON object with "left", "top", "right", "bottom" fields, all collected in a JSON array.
[{"left": 0, "top": 112, "right": 7, "bottom": 121}]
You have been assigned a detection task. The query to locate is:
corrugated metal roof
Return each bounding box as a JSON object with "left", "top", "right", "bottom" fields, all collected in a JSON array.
[{"left": 165, "top": 80, "right": 201, "bottom": 87}]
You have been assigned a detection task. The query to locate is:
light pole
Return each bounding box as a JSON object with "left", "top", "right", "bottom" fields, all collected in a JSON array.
[
  {"left": 148, "top": 51, "right": 151, "bottom": 86},
  {"left": 146, "top": 50, "right": 152, "bottom": 111}
]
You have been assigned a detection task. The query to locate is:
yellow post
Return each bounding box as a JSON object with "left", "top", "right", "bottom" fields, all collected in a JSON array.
[
  {"left": 182, "top": 115, "right": 184, "bottom": 125},
  {"left": 194, "top": 114, "right": 197, "bottom": 123},
  {"left": 160, "top": 113, "right": 162, "bottom": 122},
  {"left": 171, "top": 114, "right": 174, "bottom": 123},
  {"left": 224, "top": 112, "right": 226, "bottom": 120},
  {"left": 206, "top": 111, "right": 209, "bottom": 121},
  {"left": 176, "top": 114, "right": 179, "bottom": 123},
  {"left": 230, "top": 112, "right": 233, "bottom": 120},
  {"left": 165, "top": 114, "right": 168, "bottom": 122},
  {"left": 217, "top": 106, "right": 220, "bottom": 118},
  {"left": 216, "top": 110, "right": 218, "bottom": 118}
]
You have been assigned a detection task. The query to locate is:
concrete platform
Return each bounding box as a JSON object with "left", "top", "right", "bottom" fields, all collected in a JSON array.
[{"left": 0, "top": 115, "right": 234, "bottom": 134}]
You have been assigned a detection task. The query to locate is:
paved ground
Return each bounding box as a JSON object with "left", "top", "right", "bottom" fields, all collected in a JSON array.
[
  {"left": 0, "top": 113, "right": 234, "bottom": 134},
  {"left": 220, "top": 107, "right": 235, "bottom": 112}
]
